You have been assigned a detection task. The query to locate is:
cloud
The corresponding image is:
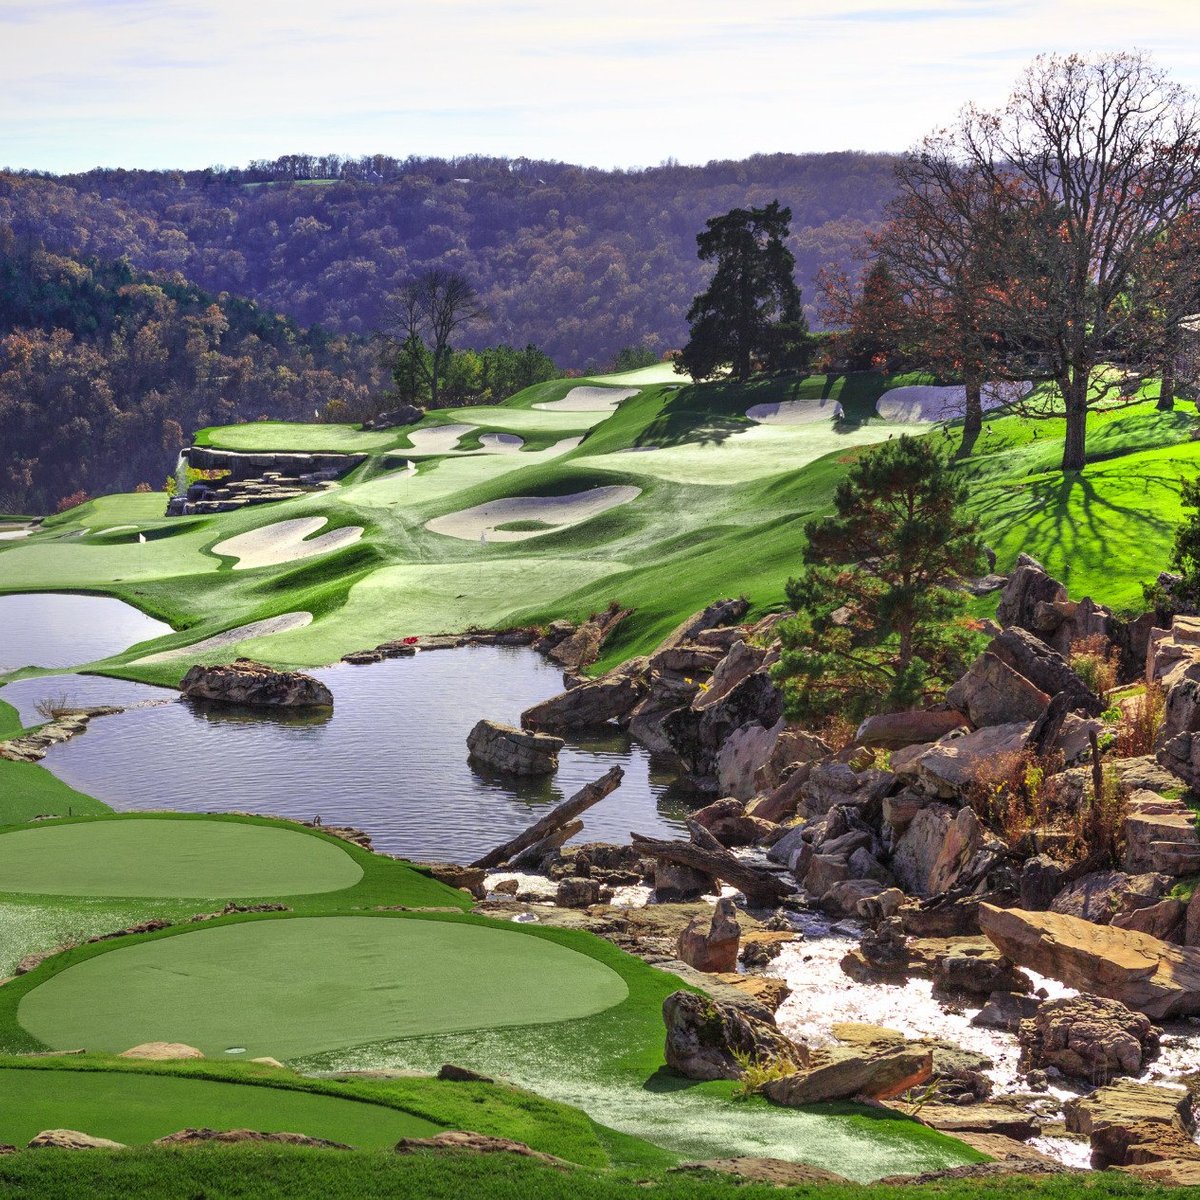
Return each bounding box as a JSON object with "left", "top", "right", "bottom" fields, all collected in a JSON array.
[{"left": 2, "top": 0, "right": 1200, "bottom": 171}]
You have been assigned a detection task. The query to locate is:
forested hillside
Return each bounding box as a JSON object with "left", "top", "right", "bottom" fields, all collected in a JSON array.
[
  {"left": 0, "top": 240, "right": 383, "bottom": 511},
  {"left": 0, "top": 152, "right": 898, "bottom": 369}
]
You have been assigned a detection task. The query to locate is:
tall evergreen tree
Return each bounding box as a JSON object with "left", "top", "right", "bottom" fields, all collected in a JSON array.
[{"left": 676, "top": 201, "right": 807, "bottom": 382}]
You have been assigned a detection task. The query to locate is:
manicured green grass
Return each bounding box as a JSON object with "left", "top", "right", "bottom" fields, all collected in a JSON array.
[
  {"left": 0, "top": 1064, "right": 442, "bottom": 1148},
  {"left": 0, "top": 819, "right": 364, "bottom": 898},
  {"left": 17, "top": 914, "right": 630, "bottom": 1059},
  {"left": 0, "top": 1055, "right": 672, "bottom": 1168},
  {"left": 195, "top": 422, "right": 401, "bottom": 453},
  {"left": 5, "top": 370, "right": 1187, "bottom": 687},
  {"left": 0, "top": 1144, "right": 1185, "bottom": 1200}
]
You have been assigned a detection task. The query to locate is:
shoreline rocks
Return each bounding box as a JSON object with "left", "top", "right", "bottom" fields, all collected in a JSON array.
[
  {"left": 467, "top": 719, "right": 563, "bottom": 776},
  {"left": 180, "top": 659, "right": 332, "bottom": 708}
]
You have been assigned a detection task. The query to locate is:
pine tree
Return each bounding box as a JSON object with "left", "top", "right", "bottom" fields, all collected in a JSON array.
[{"left": 774, "top": 436, "right": 985, "bottom": 722}]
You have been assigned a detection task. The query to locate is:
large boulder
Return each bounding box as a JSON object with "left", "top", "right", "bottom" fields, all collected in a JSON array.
[
  {"left": 521, "top": 662, "right": 647, "bottom": 732},
  {"left": 627, "top": 672, "right": 700, "bottom": 757},
  {"left": 762, "top": 1042, "right": 932, "bottom": 1106},
  {"left": 119, "top": 1042, "right": 204, "bottom": 1061},
  {"left": 1019, "top": 994, "right": 1160, "bottom": 1082},
  {"left": 155, "top": 1128, "right": 352, "bottom": 1150},
  {"left": 947, "top": 653, "right": 1050, "bottom": 727},
  {"left": 1146, "top": 615, "right": 1200, "bottom": 688},
  {"left": 180, "top": 659, "right": 332, "bottom": 708},
  {"left": 663, "top": 990, "right": 799, "bottom": 1082},
  {"left": 800, "top": 762, "right": 893, "bottom": 817},
  {"left": 362, "top": 403, "right": 425, "bottom": 430},
  {"left": 676, "top": 897, "right": 741, "bottom": 973},
  {"left": 987, "top": 627, "right": 1102, "bottom": 715},
  {"left": 856, "top": 710, "right": 968, "bottom": 750},
  {"left": 900, "top": 722, "right": 1034, "bottom": 799},
  {"left": 979, "top": 903, "right": 1200, "bottom": 1019},
  {"left": 891, "top": 804, "right": 956, "bottom": 897},
  {"left": 467, "top": 720, "right": 563, "bottom": 776},
  {"left": 927, "top": 807, "right": 985, "bottom": 896},
  {"left": 28, "top": 1129, "right": 127, "bottom": 1150},
  {"left": 716, "top": 719, "right": 785, "bottom": 801},
  {"left": 1065, "top": 1080, "right": 1196, "bottom": 1170},
  {"left": 545, "top": 605, "right": 631, "bottom": 672},
  {"left": 663, "top": 667, "right": 784, "bottom": 783}
]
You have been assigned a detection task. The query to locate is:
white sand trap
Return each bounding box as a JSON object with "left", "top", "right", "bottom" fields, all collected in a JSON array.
[
  {"left": 426, "top": 485, "right": 641, "bottom": 543},
  {"left": 533, "top": 386, "right": 638, "bottom": 413},
  {"left": 478, "top": 432, "right": 524, "bottom": 452},
  {"left": 876, "top": 382, "right": 1029, "bottom": 423},
  {"left": 405, "top": 423, "right": 477, "bottom": 454},
  {"left": 212, "top": 517, "right": 364, "bottom": 570},
  {"left": 0, "top": 530, "right": 32, "bottom": 540},
  {"left": 747, "top": 399, "right": 843, "bottom": 425},
  {"left": 136, "top": 612, "right": 314, "bottom": 664}
]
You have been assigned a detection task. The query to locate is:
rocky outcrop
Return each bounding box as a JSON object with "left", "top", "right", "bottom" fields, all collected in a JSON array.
[
  {"left": 1065, "top": 1080, "right": 1196, "bottom": 1171},
  {"left": 1019, "top": 995, "right": 1160, "bottom": 1082},
  {"left": 467, "top": 720, "right": 563, "bottom": 776},
  {"left": 947, "top": 653, "right": 1049, "bottom": 727},
  {"left": 676, "top": 897, "right": 741, "bottom": 973},
  {"left": 672, "top": 1158, "right": 851, "bottom": 1186},
  {"left": 996, "top": 554, "right": 1068, "bottom": 632},
  {"left": 28, "top": 1129, "right": 127, "bottom": 1150},
  {"left": 1123, "top": 790, "right": 1200, "bottom": 876},
  {"left": 544, "top": 605, "right": 632, "bottom": 672},
  {"left": 657, "top": 598, "right": 751, "bottom": 653},
  {"left": 979, "top": 903, "right": 1200, "bottom": 1018},
  {"left": 520, "top": 660, "right": 647, "bottom": 732},
  {"left": 180, "top": 659, "right": 333, "bottom": 708},
  {"left": 1050, "top": 870, "right": 1169, "bottom": 924},
  {"left": 716, "top": 719, "right": 785, "bottom": 801},
  {"left": 663, "top": 990, "right": 800, "bottom": 1082}
]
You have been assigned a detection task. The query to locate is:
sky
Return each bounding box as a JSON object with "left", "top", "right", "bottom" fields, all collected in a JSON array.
[{"left": 4, "top": 0, "right": 1200, "bottom": 174}]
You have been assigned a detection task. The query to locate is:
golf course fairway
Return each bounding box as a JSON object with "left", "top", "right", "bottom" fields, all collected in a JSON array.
[
  {"left": 17, "top": 915, "right": 631, "bottom": 1059},
  {"left": 0, "top": 1066, "right": 442, "bottom": 1148},
  {"left": 0, "top": 818, "right": 365, "bottom": 898}
]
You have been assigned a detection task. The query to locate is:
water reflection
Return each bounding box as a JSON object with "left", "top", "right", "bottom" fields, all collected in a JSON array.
[{"left": 1, "top": 647, "right": 689, "bottom": 862}]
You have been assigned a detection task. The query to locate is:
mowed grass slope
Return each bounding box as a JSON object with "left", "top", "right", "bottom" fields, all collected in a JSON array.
[{"left": 2, "top": 371, "right": 1194, "bottom": 685}]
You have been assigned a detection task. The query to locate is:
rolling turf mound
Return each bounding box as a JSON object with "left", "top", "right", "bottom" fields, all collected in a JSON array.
[{"left": 1, "top": 369, "right": 1193, "bottom": 687}]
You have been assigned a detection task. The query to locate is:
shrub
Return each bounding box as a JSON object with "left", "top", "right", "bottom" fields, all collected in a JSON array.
[
  {"left": 34, "top": 692, "right": 75, "bottom": 721},
  {"left": 1115, "top": 683, "right": 1166, "bottom": 758},
  {"left": 1066, "top": 766, "right": 1128, "bottom": 867},
  {"left": 1070, "top": 634, "right": 1119, "bottom": 696},
  {"left": 967, "top": 749, "right": 1062, "bottom": 849},
  {"left": 54, "top": 490, "right": 89, "bottom": 513},
  {"left": 730, "top": 1049, "right": 801, "bottom": 1100}
]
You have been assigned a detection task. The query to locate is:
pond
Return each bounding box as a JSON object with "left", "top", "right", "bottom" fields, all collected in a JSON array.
[
  {"left": 0, "top": 647, "right": 689, "bottom": 862},
  {"left": 0, "top": 593, "right": 173, "bottom": 672}
]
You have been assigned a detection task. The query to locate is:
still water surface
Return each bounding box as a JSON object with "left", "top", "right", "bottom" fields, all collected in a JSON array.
[{"left": 1, "top": 647, "right": 688, "bottom": 862}]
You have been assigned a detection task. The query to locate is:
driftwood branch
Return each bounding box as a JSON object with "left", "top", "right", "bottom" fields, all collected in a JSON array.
[
  {"left": 507, "top": 820, "right": 584, "bottom": 870},
  {"left": 472, "top": 766, "right": 624, "bottom": 869},
  {"left": 630, "top": 832, "right": 793, "bottom": 907}
]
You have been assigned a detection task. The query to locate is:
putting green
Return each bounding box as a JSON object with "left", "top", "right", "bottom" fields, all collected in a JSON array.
[
  {"left": 0, "top": 819, "right": 363, "bottom": 898},
  {"left": 0, "top": 1067, "right": 441, "bottom": 1148},
  {"left": 18, "top": 915, "right": 630, "bottom": 1059}
]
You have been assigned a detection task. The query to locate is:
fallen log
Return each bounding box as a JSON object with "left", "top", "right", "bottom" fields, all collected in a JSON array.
[
  {"left": 630, "top": 832, "right": 793, "bottom": 908},
  {"left": 507, "top": 820, "right": 585, "bottom": 870},
  {"left": 472, "top": 766, "right": 624, "bottom": 869},
  {"left": 685, "top": 819, "right": 727, "bottom": 854}
]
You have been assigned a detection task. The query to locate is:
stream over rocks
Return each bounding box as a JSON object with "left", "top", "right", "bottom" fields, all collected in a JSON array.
[{"left": 0, "top": 646, "right": 688, "bottom": 861}]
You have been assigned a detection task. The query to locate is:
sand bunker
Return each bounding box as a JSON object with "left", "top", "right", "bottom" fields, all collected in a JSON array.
[
  {"left": 135, "top": 612, "right": 314, "bottom": 663},
  {"left": 405, "top": 423, "right": 476, "bottom": 454},
  {"left": 478, "top": 432, "right": 524, "bottom": 452},
  {"left": 876, "top": 382, "right": 1029, "bottom": 423},
  {"left": 426, "top": 485, "right": 641, "bottom": 542},
  {"left": 533, "top": 386, "right": 638, "bottom": 413},
  {"left": 212, "top": 517, "right": 364, "bottom": 570},
  {"left": 0, "top": 530, "right": 32, "bottom": 541},
  {"left": 747, "top": 398, "right": 843, "bottom": 425}
]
